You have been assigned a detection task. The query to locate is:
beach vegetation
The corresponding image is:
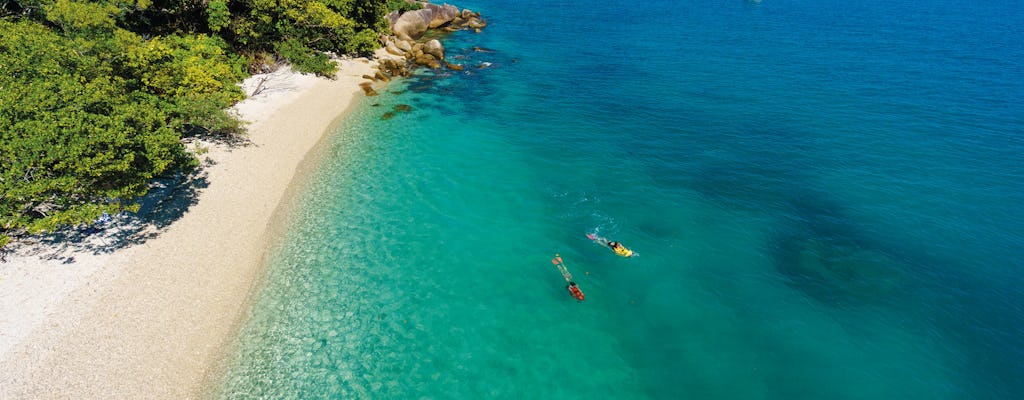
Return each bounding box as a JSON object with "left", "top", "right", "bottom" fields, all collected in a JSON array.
[
  {"left": 0, "top": 0, "right": 393, "bottom": 247},
  {"left": 387, "top": 0, "right": 422, "bottom": 13}
]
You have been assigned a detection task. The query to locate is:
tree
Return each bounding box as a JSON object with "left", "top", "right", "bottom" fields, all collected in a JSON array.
[
  {"left": 0, "top": 0, "right": 394, "bottom": 246},
  {"left": 0, "top": 19, "right": 195, "bottom": 243}
]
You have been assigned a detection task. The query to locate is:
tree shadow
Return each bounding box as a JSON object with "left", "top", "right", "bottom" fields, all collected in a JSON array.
[{"left": 5, "top": 169, "right": 210, "bottom": 262}]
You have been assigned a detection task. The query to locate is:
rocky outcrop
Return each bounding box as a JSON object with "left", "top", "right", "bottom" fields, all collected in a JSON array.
[
  {"left": 360, "top": 2, "right": 488, "bottom": 97},
  {"left": 423, "top": 39, "right": 444, "bottom": 60},
  {"left": 358, "top": 82, "right": 378, "bottom": 96},
  {"left": 378, "top": 4, "right": 485, "bottom": 74},
  {"left": 392, "top": 9, "right": 432, "bottom": 40},
  {"left": 391, "top": 3, "right": 485, "bottom": 41},
  {"left": 414, "top": 53, "right": 441, "bottom": 69},
  {"left": 425, "top": 3, "right": 460, "bottom": 28}
]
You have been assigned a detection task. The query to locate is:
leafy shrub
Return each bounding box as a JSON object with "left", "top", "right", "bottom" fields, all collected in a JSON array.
[
  {"left": 387, "top": 0, "right": 422, "bottom": 13},
  {"left": 0, "top": 0, "right": 397, "bottom": 246},
  {"left": 0, "top": 20, "right": 195, "bottom": 239},
  {"left": 274, "top": 38, "right": 336, "bottom": 76},
  {"left": 344, "top": 28, "right": 382, "bottom": 56}
]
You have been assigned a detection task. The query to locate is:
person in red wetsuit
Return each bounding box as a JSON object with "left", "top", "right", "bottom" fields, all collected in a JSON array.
[{"left": 567, "top": 281, "right": 585, "bottom": 301}]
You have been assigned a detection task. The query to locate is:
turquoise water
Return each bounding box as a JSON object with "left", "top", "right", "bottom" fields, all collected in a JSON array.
[{"left": 219, "top": 0, "right": 1024, "bottom": 398}]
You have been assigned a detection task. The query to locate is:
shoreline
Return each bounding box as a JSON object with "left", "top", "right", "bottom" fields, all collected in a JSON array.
[
  {"left": 198, "top": 63, "right": 384, "bottom": 398},
  {"left": 0, "top": 56, "right": 386, "bottom": 398}
]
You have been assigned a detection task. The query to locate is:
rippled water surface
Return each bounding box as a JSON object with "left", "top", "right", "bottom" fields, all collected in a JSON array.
[{"left": 220, "top": 0, "right": 1024, "bottom": 398}]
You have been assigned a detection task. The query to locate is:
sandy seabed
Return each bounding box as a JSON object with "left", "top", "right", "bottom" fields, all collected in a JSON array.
[{"left": 0, "top": 56, "right": 386, "bottom": 399}]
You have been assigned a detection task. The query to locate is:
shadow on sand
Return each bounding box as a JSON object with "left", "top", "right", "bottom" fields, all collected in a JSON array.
[{"left": 4, "top": 169, "right": 211, "bottom": 264}]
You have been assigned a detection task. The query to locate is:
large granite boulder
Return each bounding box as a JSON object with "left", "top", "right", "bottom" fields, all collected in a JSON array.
[
  {"left": 425, "top": 3, "right": 460, "bottom": 28},
  {"left": 423, "top": 39, "right": 445, "bottom": 60},
  {"left": 392, "top": 9, "right": 434, "bottom": 40},
  {"left": 414, "top": 53, "right": 441, "bottom": 69},
  {"left": 378, "top": 58, "right": 411, "bottom": 77},
  {"left": 395, "top": 39, "right": 413, "bottom": 53},
  {"left": 385, "top": 42, "right": 404, "bottom": 56},
  {"left": 467, "top": 17, "right": 486, "bottom": 29}
]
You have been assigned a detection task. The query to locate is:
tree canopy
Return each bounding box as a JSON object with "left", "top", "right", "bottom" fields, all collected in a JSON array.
[{"left": 1, "top": 0, "right": 399, "bottom": 247}]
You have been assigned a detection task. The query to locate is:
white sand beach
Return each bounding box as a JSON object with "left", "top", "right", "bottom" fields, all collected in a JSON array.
[{"left": 0, "top": 56, "right": 384, "bottom": 398}]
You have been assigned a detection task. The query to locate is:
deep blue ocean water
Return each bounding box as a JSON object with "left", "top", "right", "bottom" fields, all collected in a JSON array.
[{"left": 219, "top": 0, "right": 1024, "bottom": 398}]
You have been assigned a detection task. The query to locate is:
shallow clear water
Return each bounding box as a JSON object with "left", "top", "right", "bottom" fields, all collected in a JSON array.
[{"left": 219, "top": 0, "right": 1024, "bottom": 398}]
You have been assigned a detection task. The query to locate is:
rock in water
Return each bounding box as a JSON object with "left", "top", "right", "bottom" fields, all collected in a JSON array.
[
  {"left": 423, "top": 39, "right": 445, "bottom": 60},
  {"left": 425, "top": 3, "right": 460, "bottom": 28},
  {"left": 415, "top": 53, "right": 441, "bottom": 69},
  {"left": 359, "top": 82, "right": 378, "bottom": 96}
]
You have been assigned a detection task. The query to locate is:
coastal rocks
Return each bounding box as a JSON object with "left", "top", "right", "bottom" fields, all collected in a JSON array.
[
  {"left": 377, "top": 58, "right": 410, "bottom": 77},
  {"left": 365, "top": 3, "right": 488, "bottom": 99},
  {"left": 393, "top": 9, "right": 432, "bottom": 40},
  {"left": 425, "top": 3, "right": 460, "bottom": 28},
  {"left": 385, "top": 41, "right": 404, "bottom": 56},
  {"left": 390, "top": 3, "right": 483, "bottom": 39},
  {"left": 395, "top": 39, "right": 413, "bottom": 53},
  {"left": 380, "top": 104, "right": 414, "bottom": 120},
  {"left": 414, "top": 53, "right": 441, "bottom": 69},
  {"left": 375, "top": 3, "right": 486, "bottom": 77},
  {"left": 359, "top": 82, "right": 378, "bottom": 96},
  {"left": 423, "top": 39, "right": 445, "bottom": 60}
]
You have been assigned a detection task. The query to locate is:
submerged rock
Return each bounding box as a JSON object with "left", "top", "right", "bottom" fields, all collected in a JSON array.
[
  {"left": 415, "top": 53, "right": 441, "bottom": 69},
  {"left": 359, "top": 82, "right": 378, "bottom": 96}
]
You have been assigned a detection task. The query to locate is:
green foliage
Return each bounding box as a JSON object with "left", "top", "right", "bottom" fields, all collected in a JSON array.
[
  {"left": 0, "top": 19, "right": 195, "bottom": 239},
  {"left": 219, "top": 0, "right": 388, "bottom": 75},
  {"left": 206, "top": 0, "right": 229, "bottom": 32},
  {"left": 1, "top": 0, "right": 48, "bottom": 18},
  {"left": 387, "top": 0, "right": 421, "bottom": 13},
  {"left": 344, "top": 28, "right": 381, "bottom": 56},
  {"left": 106, "top": 29, "right": 247, "bottom": 137},
  {"left": 274, "top": 37, "right": 336, "bottom": 76},
  {"left": 0, "top": 0, "right": 397, "bottom": 246},
  {"left": 43, "top": 0, "right": 118, "bottom": 34}
]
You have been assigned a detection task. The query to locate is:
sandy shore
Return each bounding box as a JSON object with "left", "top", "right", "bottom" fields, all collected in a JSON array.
[{"left": 0, "top": 56, "right": 383, "bottom": 398}]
